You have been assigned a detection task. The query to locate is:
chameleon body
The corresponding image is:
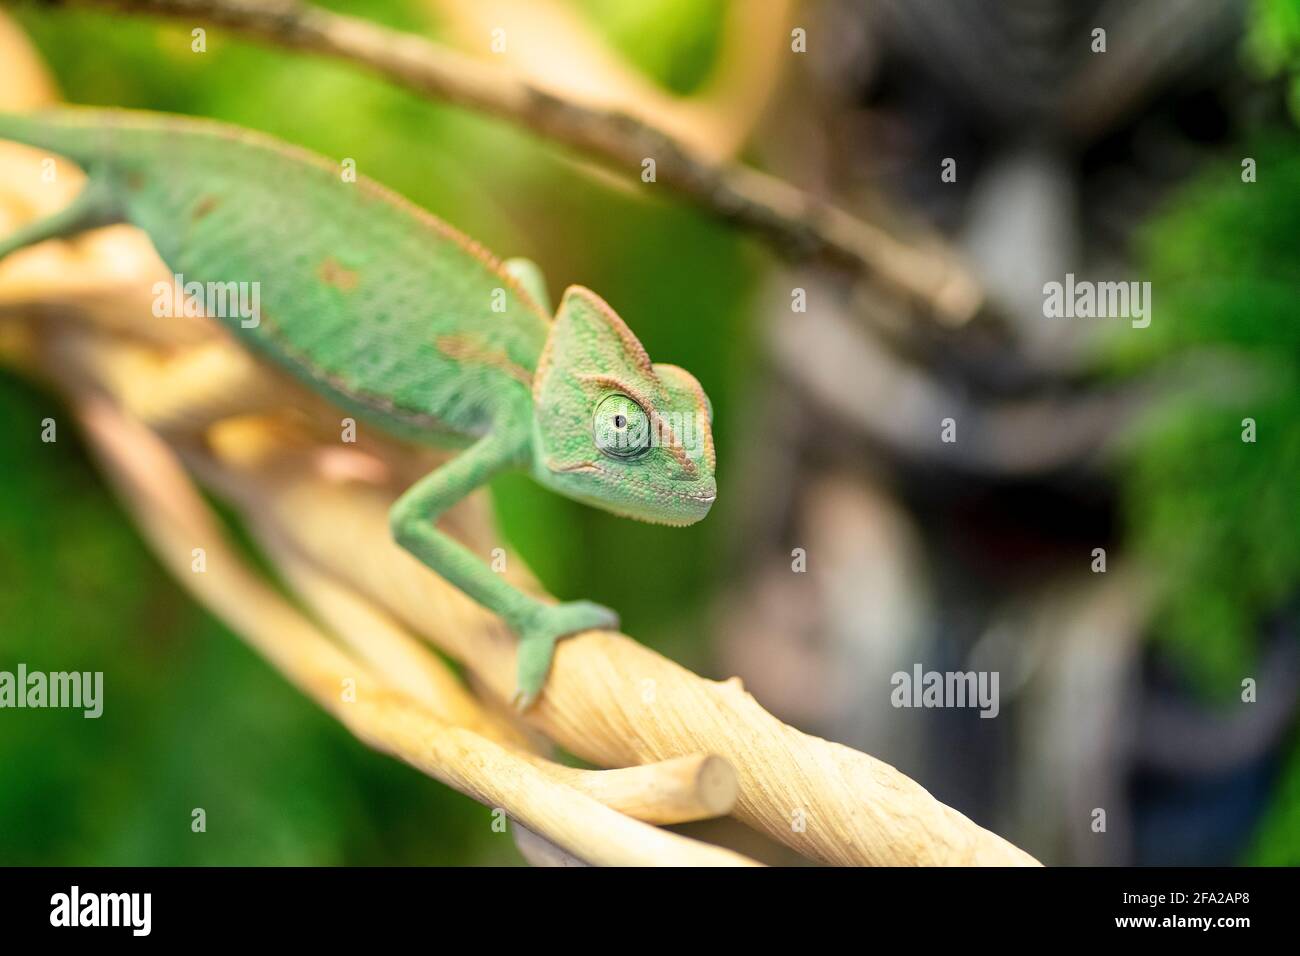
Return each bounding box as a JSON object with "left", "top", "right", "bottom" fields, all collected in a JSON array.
[{"left": 0, "top": 108, "right": 717, "bottom": 707}]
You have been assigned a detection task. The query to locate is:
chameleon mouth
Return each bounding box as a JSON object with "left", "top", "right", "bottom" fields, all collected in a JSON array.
[
  {"left": 613, "top": 483, "right": 716, "bottom": 526},
  {"left": 546, "top": 458, "right": 716, "bottom": 523}
]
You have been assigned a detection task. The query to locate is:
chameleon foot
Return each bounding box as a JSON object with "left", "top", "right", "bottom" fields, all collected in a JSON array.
[{"left": 512, "top": 600, "right": 619, "bottom": 710}]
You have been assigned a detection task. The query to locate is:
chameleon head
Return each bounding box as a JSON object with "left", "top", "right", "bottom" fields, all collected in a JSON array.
[{"left": 530, "top": 286, "right": 717, "bottom": 526}]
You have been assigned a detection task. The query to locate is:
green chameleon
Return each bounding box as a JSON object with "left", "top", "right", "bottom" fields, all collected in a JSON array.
[{"left": 0, "top": 108, "right": 717, "bottom": 708}]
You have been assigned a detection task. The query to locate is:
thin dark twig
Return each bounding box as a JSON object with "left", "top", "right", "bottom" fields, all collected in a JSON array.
[{"left": 20, "top": 0, "right": 987, "bottom": 327}]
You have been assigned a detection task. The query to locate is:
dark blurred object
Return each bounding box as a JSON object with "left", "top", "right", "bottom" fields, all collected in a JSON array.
[
  {"left": 1131, "top": 610, "right": 1300, "bottom": 865},
  {"left": 718, "top": 0, "right": 1295, "bottom": 865}
]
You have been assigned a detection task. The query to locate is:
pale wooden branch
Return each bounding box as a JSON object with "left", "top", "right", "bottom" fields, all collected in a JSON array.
[
  {"left": 31, "top": 333, "right": 741, "bottom": 838},
  {"left": 31, "top": 340, "right": 751, "bottom": 864},
  {"left": 251, "top": 522, "right": 738, "bottom": 824},
  {"left": 174, "top": 362, "right": 1038, "bottom": 864},
  {"left": 513, "top": 824, "right": 587, "bottom": 867},
  {"left": 541, "top": 754, "right": 738, "bottom": 827},
  {"left": 300, "top": 531, "right": 1041, "bottom": 866},
  {"left": 21, "top": 0, "right": 984, "bottom": 327},
  {"left": 28, "top": 311, "right": 1035, "bottom": 864}
]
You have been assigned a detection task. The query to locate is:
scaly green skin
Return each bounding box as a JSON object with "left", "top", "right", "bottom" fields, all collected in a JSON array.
[{"left": 0, "top": 107, "right": 718, "bottom": 708}]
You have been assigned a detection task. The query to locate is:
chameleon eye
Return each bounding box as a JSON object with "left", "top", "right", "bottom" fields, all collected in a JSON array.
[{"left": 593, "top": 394, "right": 651, "bottom": 460}]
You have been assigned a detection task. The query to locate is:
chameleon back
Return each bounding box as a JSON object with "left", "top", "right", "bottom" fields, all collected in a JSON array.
[{"left": 0, "top": 109, "right": 550, "bottom": 443}]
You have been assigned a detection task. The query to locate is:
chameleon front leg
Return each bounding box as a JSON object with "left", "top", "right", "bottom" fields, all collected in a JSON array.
[{"left": 389, "top": 428, "right": 618, "bottom": 709}]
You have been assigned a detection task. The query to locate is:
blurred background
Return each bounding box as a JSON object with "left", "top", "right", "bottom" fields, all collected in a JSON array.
[{"left": 0, "top": 0, "right": 1296, "bottom": 865}]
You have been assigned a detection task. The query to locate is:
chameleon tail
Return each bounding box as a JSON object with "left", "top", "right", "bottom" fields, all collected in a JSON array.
[
  {"left": 0, "top": 110, "right": 127, "bottom": 261},
  {"left": 0, "top": 109, "right": 116, "bottom": 165},
  {"left": 0, "top": 177, "right": 121, "bottom": 262}
]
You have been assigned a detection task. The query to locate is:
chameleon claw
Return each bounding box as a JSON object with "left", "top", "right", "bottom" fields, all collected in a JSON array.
[{"left": 512, "top": 600, "right": 619, "bottom": 710}]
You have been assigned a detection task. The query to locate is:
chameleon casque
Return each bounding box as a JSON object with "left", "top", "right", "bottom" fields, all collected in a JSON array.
[{"left": 0, "top": 108, "right": 717, "bottom": 708}]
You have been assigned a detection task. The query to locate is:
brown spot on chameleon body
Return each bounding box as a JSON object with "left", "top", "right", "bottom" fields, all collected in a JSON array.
[
  {"left": 318, "top": 256, "right": 360, "bottom": 292},
  {"left": 191, "top": 195, "right": 220, "bottom": 221},
  {"left": 435, "top": 334, "right": 533, "bottom": 388}
]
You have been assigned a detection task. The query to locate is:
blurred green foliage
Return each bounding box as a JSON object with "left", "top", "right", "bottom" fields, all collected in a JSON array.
[
  {"left": 0, "top": 0, "right": 753, "bottom": 864},
  {"left": 575, "top": 0, "right": 726, "bottom": 94},
  {"left": 1244, "top": 0, "right": 1300, "bottom": 866},
  {"left": 1247, "top": 0, "right": 1300, "bottom": 123},
  {"left": 1105, "top": 136, "right": 1300, "bottom": 695},
  {"left": 1101, "top": 1, "right": 1300, "bottom": 864}
]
